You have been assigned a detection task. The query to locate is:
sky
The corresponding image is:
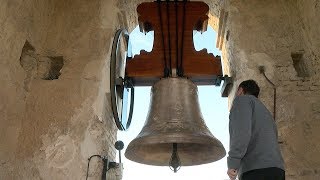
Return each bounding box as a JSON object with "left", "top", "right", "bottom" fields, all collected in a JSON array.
[{"left": 118, "top": 26, "right": 230, "bottom": 180}]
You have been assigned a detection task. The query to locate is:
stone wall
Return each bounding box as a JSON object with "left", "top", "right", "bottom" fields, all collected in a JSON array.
[
  {"left": 0, "top": 0, "right": 124, "bottom": 179},
  {"left": 219, "top": 0, "right": 320, "bottom": 179},
  {"left": 1, "top": 0, "right": 320, "bottom": 179}
]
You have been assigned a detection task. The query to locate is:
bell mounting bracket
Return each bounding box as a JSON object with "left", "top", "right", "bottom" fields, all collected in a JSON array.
[
  {"left": 110, "top": 28, "right": 134, "bottom": 131},
  {"left": 213, "top": 75, "right": 233, "bottom": 97}
]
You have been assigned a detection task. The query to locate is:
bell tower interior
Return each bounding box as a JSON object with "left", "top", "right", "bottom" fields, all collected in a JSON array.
[{"left": 0, "top": 0, "right": 320, "bottom": 179}]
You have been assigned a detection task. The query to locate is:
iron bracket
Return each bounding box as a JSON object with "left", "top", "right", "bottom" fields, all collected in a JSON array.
[{"left": 220, "top": 75, "right": 233, "bottom": 97}]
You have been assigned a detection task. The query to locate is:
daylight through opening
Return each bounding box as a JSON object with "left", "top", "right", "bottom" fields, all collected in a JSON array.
[{"left": 117, "top": 25, "right": 229, "bottom": 180}]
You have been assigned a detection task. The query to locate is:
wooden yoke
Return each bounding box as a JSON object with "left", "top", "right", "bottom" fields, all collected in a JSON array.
[{"left": 126, "top": 1, "right": 222, "bottom": 86}]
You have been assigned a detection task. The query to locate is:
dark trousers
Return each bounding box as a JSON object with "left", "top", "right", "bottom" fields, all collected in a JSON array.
[{"left": 241, "top": 167, "right": 285, "bottom": 180}]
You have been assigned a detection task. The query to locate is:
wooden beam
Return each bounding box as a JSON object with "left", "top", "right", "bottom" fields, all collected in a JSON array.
[{"left": 126, "top": 1, "right": 222, "bottom": 86}]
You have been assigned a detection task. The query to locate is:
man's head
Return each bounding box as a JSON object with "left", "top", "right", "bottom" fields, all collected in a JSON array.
[{"left": 236, "top": 80, "right": 260, "bottom": 98}]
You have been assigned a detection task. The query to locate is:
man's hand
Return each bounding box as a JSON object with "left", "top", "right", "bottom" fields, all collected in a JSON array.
[{"left": 227, "top": 169, "right": 238, "bottom": 180}]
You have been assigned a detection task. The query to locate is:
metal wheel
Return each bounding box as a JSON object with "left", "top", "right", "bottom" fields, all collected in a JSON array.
[{"left": 110, "top": 29, "right": 134, "bottom": 131}]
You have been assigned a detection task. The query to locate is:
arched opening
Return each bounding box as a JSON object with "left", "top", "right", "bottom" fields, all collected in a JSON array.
[{"left": 118, "top": 25, "right": 229, "bottom": 179}]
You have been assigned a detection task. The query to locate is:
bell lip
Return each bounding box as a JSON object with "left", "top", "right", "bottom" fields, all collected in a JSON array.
[
  {"left": 125, "top": 145, "right": 226, "bottom": 166},
  {"left": 125, "top": 155, "right": 226, "bottom": 167},
  {"left": 124, "top": 134, "right": 226, "bottom": 166}
]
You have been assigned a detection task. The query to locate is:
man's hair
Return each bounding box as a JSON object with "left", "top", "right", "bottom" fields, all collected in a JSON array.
[{"left": 239, "top": 80, "right": 260, "bottom": 98}]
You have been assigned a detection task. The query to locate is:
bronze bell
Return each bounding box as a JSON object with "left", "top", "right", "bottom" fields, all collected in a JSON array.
[{"left": 125, "top": 77, "right": 226, "bottom": 172}]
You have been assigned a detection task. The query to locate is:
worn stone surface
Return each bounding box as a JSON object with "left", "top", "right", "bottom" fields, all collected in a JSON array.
[
  {"left": 1, "top": 0, "right": 122, "bottom": 179},
  {"left": 220, "top": 0, "right": 320, "bottom": 179},
  {"left": 1, "top": 0, "right": 320, "bottom": 179}
]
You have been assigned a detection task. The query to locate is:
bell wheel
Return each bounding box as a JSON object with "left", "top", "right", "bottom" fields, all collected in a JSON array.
[{"left": 110, "top": 29, "right": 134, "bottom": 131}]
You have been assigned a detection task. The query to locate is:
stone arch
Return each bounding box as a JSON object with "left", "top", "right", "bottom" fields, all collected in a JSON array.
[{"left": 119, "top": 1, "right": 320, "bottom": 179}]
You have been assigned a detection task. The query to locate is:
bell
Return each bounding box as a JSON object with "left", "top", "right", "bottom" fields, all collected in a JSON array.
[{"left": 125, "top": 77, "right": 226, "bottom": 172}]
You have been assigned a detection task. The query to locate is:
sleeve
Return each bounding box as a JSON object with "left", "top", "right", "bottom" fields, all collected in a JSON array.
[{"left": 227, "top": 96, "right": 253, "bottom": 170}]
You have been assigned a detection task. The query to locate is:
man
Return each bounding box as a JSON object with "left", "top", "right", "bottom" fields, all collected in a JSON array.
[{"left": 227, "top": 80, "right": 285, "bottom": 180}]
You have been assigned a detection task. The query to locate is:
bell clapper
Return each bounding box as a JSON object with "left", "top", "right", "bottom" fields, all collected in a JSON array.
[{"left": 169, "top": 143, "right": 181, "bottom": 173}]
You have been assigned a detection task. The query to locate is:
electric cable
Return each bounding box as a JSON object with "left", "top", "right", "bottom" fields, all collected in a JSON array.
[
  {"left": 86, "top": 155, "right": 117, "bottom": 180},
  {"left": 86, "top": 155, "right": 102, "bottom": 180},
  {"left": 259, "top": 66, "right": 277, "bottom": 121}
]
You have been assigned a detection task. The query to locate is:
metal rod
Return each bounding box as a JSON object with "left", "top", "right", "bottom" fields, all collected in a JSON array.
[
  {"left": 166, "top": 0, "right": 172, "bottom": 76},
  {"left": 118, "top": 151, "right": 122, "bottom": 164},
  {"left": 157, "top": 0, "right": 169, "bottom": 77},
  {"left": 175, "top": 0, "right": 179, "bottom": 75},
  {"left": 179, "top": 0, "right": 187, "bottom": 77}
]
